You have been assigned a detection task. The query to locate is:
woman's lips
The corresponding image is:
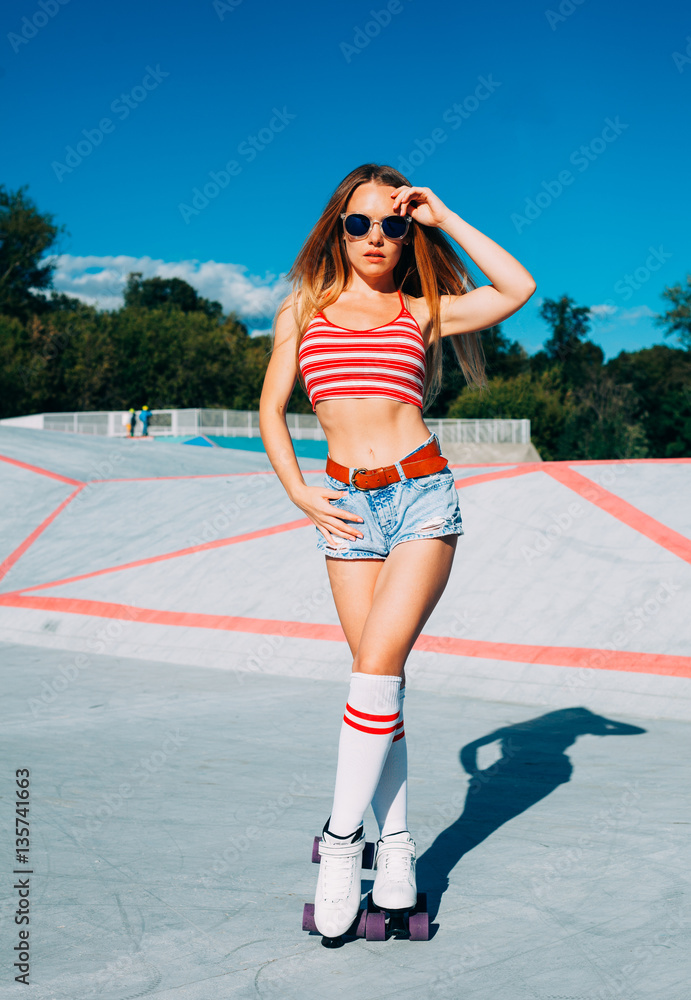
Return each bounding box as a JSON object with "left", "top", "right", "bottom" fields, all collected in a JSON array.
[{"left": 364, "top": 253, "right": 384, "bottom": 259}]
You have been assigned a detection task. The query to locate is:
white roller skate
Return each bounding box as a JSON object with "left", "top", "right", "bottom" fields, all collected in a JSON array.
[
  {"left": 371, "top": 830, "right": 417, "bottom": 911},
  {"left": 314, "top": 818, "right": 366, "bottom": 939}
]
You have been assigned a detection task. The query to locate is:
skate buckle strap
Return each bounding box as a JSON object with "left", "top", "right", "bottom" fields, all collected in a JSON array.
[{"left": 318, "top": 839, "right": 365, "bottom": 859}]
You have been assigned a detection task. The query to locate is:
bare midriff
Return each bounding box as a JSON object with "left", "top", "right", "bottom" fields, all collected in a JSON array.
[{"left": 315, "top": 396, "right": 432, "bottom": 470}]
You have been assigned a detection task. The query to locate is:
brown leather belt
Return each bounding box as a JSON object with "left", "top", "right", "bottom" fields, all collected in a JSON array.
[{"left": 326, "top": 437, "right": 448, "bottom": 491}]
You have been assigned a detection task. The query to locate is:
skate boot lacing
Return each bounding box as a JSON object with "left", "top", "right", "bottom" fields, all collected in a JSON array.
[
  {"left": 317, "top": 837, "right": 364, "bottom": 903},
  {"left": 378, "top": 835, "right": 416, "bottom": 884}
]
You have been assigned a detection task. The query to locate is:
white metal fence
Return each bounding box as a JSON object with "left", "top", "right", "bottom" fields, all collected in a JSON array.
[{"left": 1, "top": 408, "right": 531, "bottom": 444}]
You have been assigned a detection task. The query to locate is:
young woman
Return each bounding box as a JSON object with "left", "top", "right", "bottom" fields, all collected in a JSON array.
[{"left": 259, "top": 163, "right": 536, "bottom": 941}]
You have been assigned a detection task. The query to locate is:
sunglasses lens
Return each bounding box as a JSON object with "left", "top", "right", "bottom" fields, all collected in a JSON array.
[
  {"left": 382, "top": 215, "right": 408, "bottom": 239},
  {"left": 344, "top": 214, "right": 370, "bottom": 237}
]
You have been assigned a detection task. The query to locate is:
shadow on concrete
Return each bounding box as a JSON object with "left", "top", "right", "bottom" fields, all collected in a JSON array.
[{"left": 417, "top": 707, "right": 647, "bottom": 927}]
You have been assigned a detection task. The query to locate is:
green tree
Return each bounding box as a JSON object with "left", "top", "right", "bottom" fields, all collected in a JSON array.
[
  {"left": 426, "top": 324, "right": 528, "bottom": 417},
  {"left": 606, "top": 344, "right": 691, "bottom": 457},
  {"left": 447, "top": 369, "right": 568, "bottom": 460},
  {"left": 531, "top": 294, "right": 604, "bottom": 386},
  {"left": 0, "top": 183, "right": 68, "bottom": 321},
  {"left": 654, "top": 274, "right": 691, "bottom": 350},
  {"left": 123, "top": 272, "right": 224, "bottom": 321},
  {"left": 557, "top": 368, "right": 649, "bottom": 459}
]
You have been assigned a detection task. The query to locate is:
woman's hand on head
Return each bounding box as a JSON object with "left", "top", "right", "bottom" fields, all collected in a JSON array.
[
  {"left": 290, "top": 484, "right": 365, "bottom": 546},
  {"left": 390, "top": 185, "right": 453, "bottom": 229}
]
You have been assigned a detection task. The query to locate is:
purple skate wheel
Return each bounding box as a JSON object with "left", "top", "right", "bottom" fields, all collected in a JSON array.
[
  {"left": 312, "top": 836, "right": 321, "bottom": 864},
  {"left": 408, "top": 910, "right": 429, "bottom": 941},
  {"left": 362, "top": 841, "right": 375, "bottom": 869},
  {"left": 353, "top": 907, "right": 367, "bottom": 938},
  {"left": 365, "top": 911, "right": 386, "bottom": 941},
  {"left": 302, "top": 903, "right": 317, "bottom": 933}
]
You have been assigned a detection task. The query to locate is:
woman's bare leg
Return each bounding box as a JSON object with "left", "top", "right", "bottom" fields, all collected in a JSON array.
[{"left": 326, "top": 536, "right": 458, "bottom": 680}]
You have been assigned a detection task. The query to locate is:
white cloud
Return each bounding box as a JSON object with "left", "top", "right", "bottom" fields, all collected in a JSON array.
[
  {"left": 589, "top": 303, "right": 618, "bottom": 318},
  {"left": 43, "top": 253, "right": 291, "bottom": 332},
  {"left": 590, "top": 302, "right": 657, "bottom": 324},
  {"left": 618, "top": 305, "right": 657, "bottom": 322}
]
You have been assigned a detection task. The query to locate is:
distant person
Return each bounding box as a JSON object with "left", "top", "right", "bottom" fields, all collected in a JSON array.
[
  {"left": 128, "top": 408, "right": 136, "bottom": 437},
  {"left": 139, "top": 406, "right": 151, "bottom": 437}
]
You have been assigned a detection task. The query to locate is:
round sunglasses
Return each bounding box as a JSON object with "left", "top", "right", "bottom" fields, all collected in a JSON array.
[{"left": 340, "top": 212, "right": 412, "bottom": 241}]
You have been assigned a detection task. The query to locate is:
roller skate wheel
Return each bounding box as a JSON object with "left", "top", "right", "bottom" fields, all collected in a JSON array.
[
  {"left": 365, "top": 910, "right": 386, "bottom": 941},
  {"left": 302, "top": 903, "right": 317, "bottom": 933},
  {"left": 354, "top": 907, "right": 367, "bottom": 938},
  {"left": 408, "top": 910, "right": 429, "bottom": 941}
]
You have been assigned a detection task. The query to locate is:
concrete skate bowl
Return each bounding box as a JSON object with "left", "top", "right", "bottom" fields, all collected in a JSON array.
[{"left": 1, "top": 425, "right": 690, "bottom": 721}]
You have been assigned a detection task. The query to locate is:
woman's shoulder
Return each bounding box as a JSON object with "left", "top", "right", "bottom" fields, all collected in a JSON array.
[{"left": 403, "top": 292, "right": 433, "bottom": 342}]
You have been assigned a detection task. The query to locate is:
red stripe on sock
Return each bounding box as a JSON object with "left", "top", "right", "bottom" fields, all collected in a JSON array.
[
  {"left": 392, "top": 729, "right": 405, "bottom": 742},
  {"left": 343, "top": 715, "right": 401, "bottom": 735},
  {"left": 345, "top": 703, "right": 400, "bottom": 722}
]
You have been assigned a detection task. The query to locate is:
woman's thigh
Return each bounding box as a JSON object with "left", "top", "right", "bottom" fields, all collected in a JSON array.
[
  {"left": 326, "top": 535, "right": 457, "bottom": 679},
  {"left": 325, "top": 556, "right": 385, "bottom": 657}
]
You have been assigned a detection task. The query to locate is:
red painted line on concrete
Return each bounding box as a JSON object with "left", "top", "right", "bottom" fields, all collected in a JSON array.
[
  {"left": 0, "top": 452, "right": 83, "bottom": 486},
  {"left": 544, "top": 465, "right": 691, "bottom": 564},
  {"left": 454, "top": 464, "right": 542, "bottom": 489},
  {"left": 0, "top": 594, "right": 688, "bottom": 678},
  {"left": 97, "top": 471, "right": 281, "bottom": 482},
  {"left": 558, "top": 458, "right": 691, "bottom": 465},
  {"left": 412, "top": 634, "right": 691, "bottom": 677},
  {"left": 0, "top": 486, "right": 84, "bottom": 583},
  {"left": 17, "top": 516, "right": 313, "bottom": 594}
]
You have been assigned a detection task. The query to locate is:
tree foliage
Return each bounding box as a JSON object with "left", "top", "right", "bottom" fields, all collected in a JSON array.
[{"left": 654, "top": 273, "right": 691, "bottom": 350}]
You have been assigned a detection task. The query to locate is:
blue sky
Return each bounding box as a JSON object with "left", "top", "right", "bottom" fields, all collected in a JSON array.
[{"left": 2, "top": 0, "right": 689, "bottom": 358}]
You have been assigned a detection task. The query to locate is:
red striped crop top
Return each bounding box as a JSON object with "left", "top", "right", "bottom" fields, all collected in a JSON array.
[{"left": 297, "top": 289, "right": 426, "bottom": 412}]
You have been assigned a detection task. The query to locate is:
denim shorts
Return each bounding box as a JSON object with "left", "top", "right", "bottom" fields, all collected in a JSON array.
[{"left": 316, "top": 432, "right": 463, "bottom": 560}]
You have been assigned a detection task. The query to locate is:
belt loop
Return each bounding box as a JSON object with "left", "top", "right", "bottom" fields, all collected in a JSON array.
[{"left": 394, "top": 460, "right": 406, "bottom": 482}]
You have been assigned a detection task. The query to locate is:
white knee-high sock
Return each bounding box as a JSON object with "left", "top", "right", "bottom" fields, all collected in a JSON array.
[
  {"left": 327, "top": 672, "right": 402, "bottom": 837},
  {"left": 371, "top": 685, "right": 408, "bottom": 837}
]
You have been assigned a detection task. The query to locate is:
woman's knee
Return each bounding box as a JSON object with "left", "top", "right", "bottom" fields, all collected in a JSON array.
[{"left": 352, "top": 653, "right": 403, "bottom": 678}]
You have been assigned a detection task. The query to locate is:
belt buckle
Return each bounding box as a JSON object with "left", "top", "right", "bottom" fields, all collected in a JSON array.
[{"left": 351, "top": 467, "right": 370, "bottom": 491}]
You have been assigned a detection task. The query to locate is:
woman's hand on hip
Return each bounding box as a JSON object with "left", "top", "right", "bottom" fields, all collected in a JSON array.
[
  {"left": 290, "top": 484, "right": 365, "bottom": 545},
  {"left": 390, "top": 185, "right": 454, "bottom": 229}
]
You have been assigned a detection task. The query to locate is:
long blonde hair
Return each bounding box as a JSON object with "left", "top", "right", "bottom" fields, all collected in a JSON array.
[{"left": 276, "top": 162, "right": 487, "bottom": 410}]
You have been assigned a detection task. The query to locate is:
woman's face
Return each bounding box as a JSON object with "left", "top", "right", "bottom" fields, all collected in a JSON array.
[{"left": 341, "top": 181, "right": 410, "bottom": 278}]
